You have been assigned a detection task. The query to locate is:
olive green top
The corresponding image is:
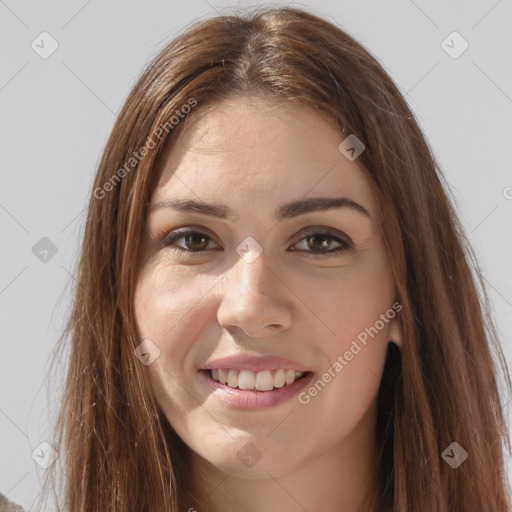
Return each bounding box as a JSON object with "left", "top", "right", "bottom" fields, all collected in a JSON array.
[{"left": 0, "top": 493, "right": 24, "bottom": 512}]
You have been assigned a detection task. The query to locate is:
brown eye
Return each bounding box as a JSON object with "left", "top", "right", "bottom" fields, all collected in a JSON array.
[
  {"left": 290, "top": 228, "right": 353, "bottom": 258},
  {"left": 161, "top": 229, "right": 219, "bottom": 253},
  {"left": 181, "top": 232, "right": 209, "bottom": 251},
  {"left": 306, "top": 234, "right": 332, "bottom": 251}
]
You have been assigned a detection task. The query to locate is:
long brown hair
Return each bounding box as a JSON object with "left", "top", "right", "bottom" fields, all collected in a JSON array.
[{"left": 42, "top": 6, "right": 511, "bottom": 511}]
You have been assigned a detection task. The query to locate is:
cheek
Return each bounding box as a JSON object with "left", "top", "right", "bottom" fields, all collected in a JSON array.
[
  {"left": 132, "top": 268, "right": 192, "bottom": 380},
  {"left": 133, "top": 263, "right": 208, "bottom": 338},
  {"left": 307, "top": 256, "right": 395, "bottom": 347},
  {"left": 133, "top": 263, "right": 223, "bottom": 382},
  {"left": 299, "top": 296, "right": 394, "bottom": 447},
  {"left": 132, "top": 267, "right": 209, "bottom": 420},
  {"left": 302, "top": 247, "right": 395, "bottom": 412}
]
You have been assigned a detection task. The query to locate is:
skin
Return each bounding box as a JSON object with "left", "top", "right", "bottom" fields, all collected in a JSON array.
[{"left": 133, "top": 95, "right": 402, "bottom": 512}]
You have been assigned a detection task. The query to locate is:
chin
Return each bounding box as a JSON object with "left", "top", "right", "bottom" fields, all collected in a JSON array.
[{"left": 197, "top": 441, "right": 300, "bottom": 479}]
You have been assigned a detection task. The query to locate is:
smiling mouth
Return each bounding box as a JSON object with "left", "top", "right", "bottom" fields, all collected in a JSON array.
[{"left": 202, "top": 368, "right": 310, "bottom": 391}]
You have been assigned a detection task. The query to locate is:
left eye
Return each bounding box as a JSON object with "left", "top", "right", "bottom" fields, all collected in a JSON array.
[
  {"left": 161, "top": 228, "right": 353, "bottom": 257},
  {"left": 291, "top": 230, "right": 352, "bottom": 256}
]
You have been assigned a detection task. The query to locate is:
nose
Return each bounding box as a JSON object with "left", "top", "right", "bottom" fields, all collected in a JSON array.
[{"left": 216, "top": 249, "right": 293, "bottom": 338}]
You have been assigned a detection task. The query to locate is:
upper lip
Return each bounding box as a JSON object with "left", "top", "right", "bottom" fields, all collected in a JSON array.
[{"left": 200, "top": 354, "right": 312, "bottom": 372}]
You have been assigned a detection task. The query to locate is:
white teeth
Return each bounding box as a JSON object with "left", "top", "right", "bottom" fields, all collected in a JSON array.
[
  {"left": 218, "top": 368, "right": 228, "bottom": 385},
  {"left": 255, "top": 370, "right": 274, "bottom": 391},
  {"left": 227, "top": 369, "right": 238, "bottom": 387},
  {"left": 274, "top": 369, "right": 286, "bottom": 388},
  {"left": 208, "top": 368, "right": 307, "bottom": 390},
  {"left": 238, "top": 369, "right": 256, "bottom": 390},
  {"left": 285, "top": 369, "right": 296, "bottom": 385}
]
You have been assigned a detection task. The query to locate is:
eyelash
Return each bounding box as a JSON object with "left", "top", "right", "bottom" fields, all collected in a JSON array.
[{"left": 160, "top": 227, "right": 353, "bottom": 259}]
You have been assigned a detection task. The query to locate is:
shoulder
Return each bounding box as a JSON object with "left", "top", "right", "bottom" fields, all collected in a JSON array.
[{"left": 0, "top": 493, "right": 25, "bottom": 512}]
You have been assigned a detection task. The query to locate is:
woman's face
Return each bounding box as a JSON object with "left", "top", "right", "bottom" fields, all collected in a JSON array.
[{"left": 133, "top": 96, "right": 401, "bottom": 478}]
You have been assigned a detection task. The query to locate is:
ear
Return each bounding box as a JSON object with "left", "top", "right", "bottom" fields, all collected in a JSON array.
[{"left": 388, "top": 310, "right": 402, "bottom": 349}]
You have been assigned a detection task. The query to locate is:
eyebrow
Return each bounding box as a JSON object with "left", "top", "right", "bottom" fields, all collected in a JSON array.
[{"left": 149, "top": 196, "right": 371, "bottom": 221}]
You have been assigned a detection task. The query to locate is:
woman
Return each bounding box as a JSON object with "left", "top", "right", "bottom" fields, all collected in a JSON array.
[{"left": 43, "top": 5, "right": 511, "bottom": 511}]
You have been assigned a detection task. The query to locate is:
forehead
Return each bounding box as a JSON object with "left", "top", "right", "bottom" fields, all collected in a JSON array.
[{"left": 150, "top": 96, "right": 377, "bottom": 221}]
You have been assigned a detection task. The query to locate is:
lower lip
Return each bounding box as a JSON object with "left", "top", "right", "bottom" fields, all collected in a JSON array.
[{"left": 198, "top": 370, "right": 315, "bottom": 410}]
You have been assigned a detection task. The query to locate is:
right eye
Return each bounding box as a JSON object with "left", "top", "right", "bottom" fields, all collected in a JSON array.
[{"left": 161, "top": 228, "right": 220, "bottom": 254}]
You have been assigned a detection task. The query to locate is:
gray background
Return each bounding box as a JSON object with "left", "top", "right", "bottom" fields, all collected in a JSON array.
[{"left": 1, "top": 0, "right": 511, "bottom": 509}]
